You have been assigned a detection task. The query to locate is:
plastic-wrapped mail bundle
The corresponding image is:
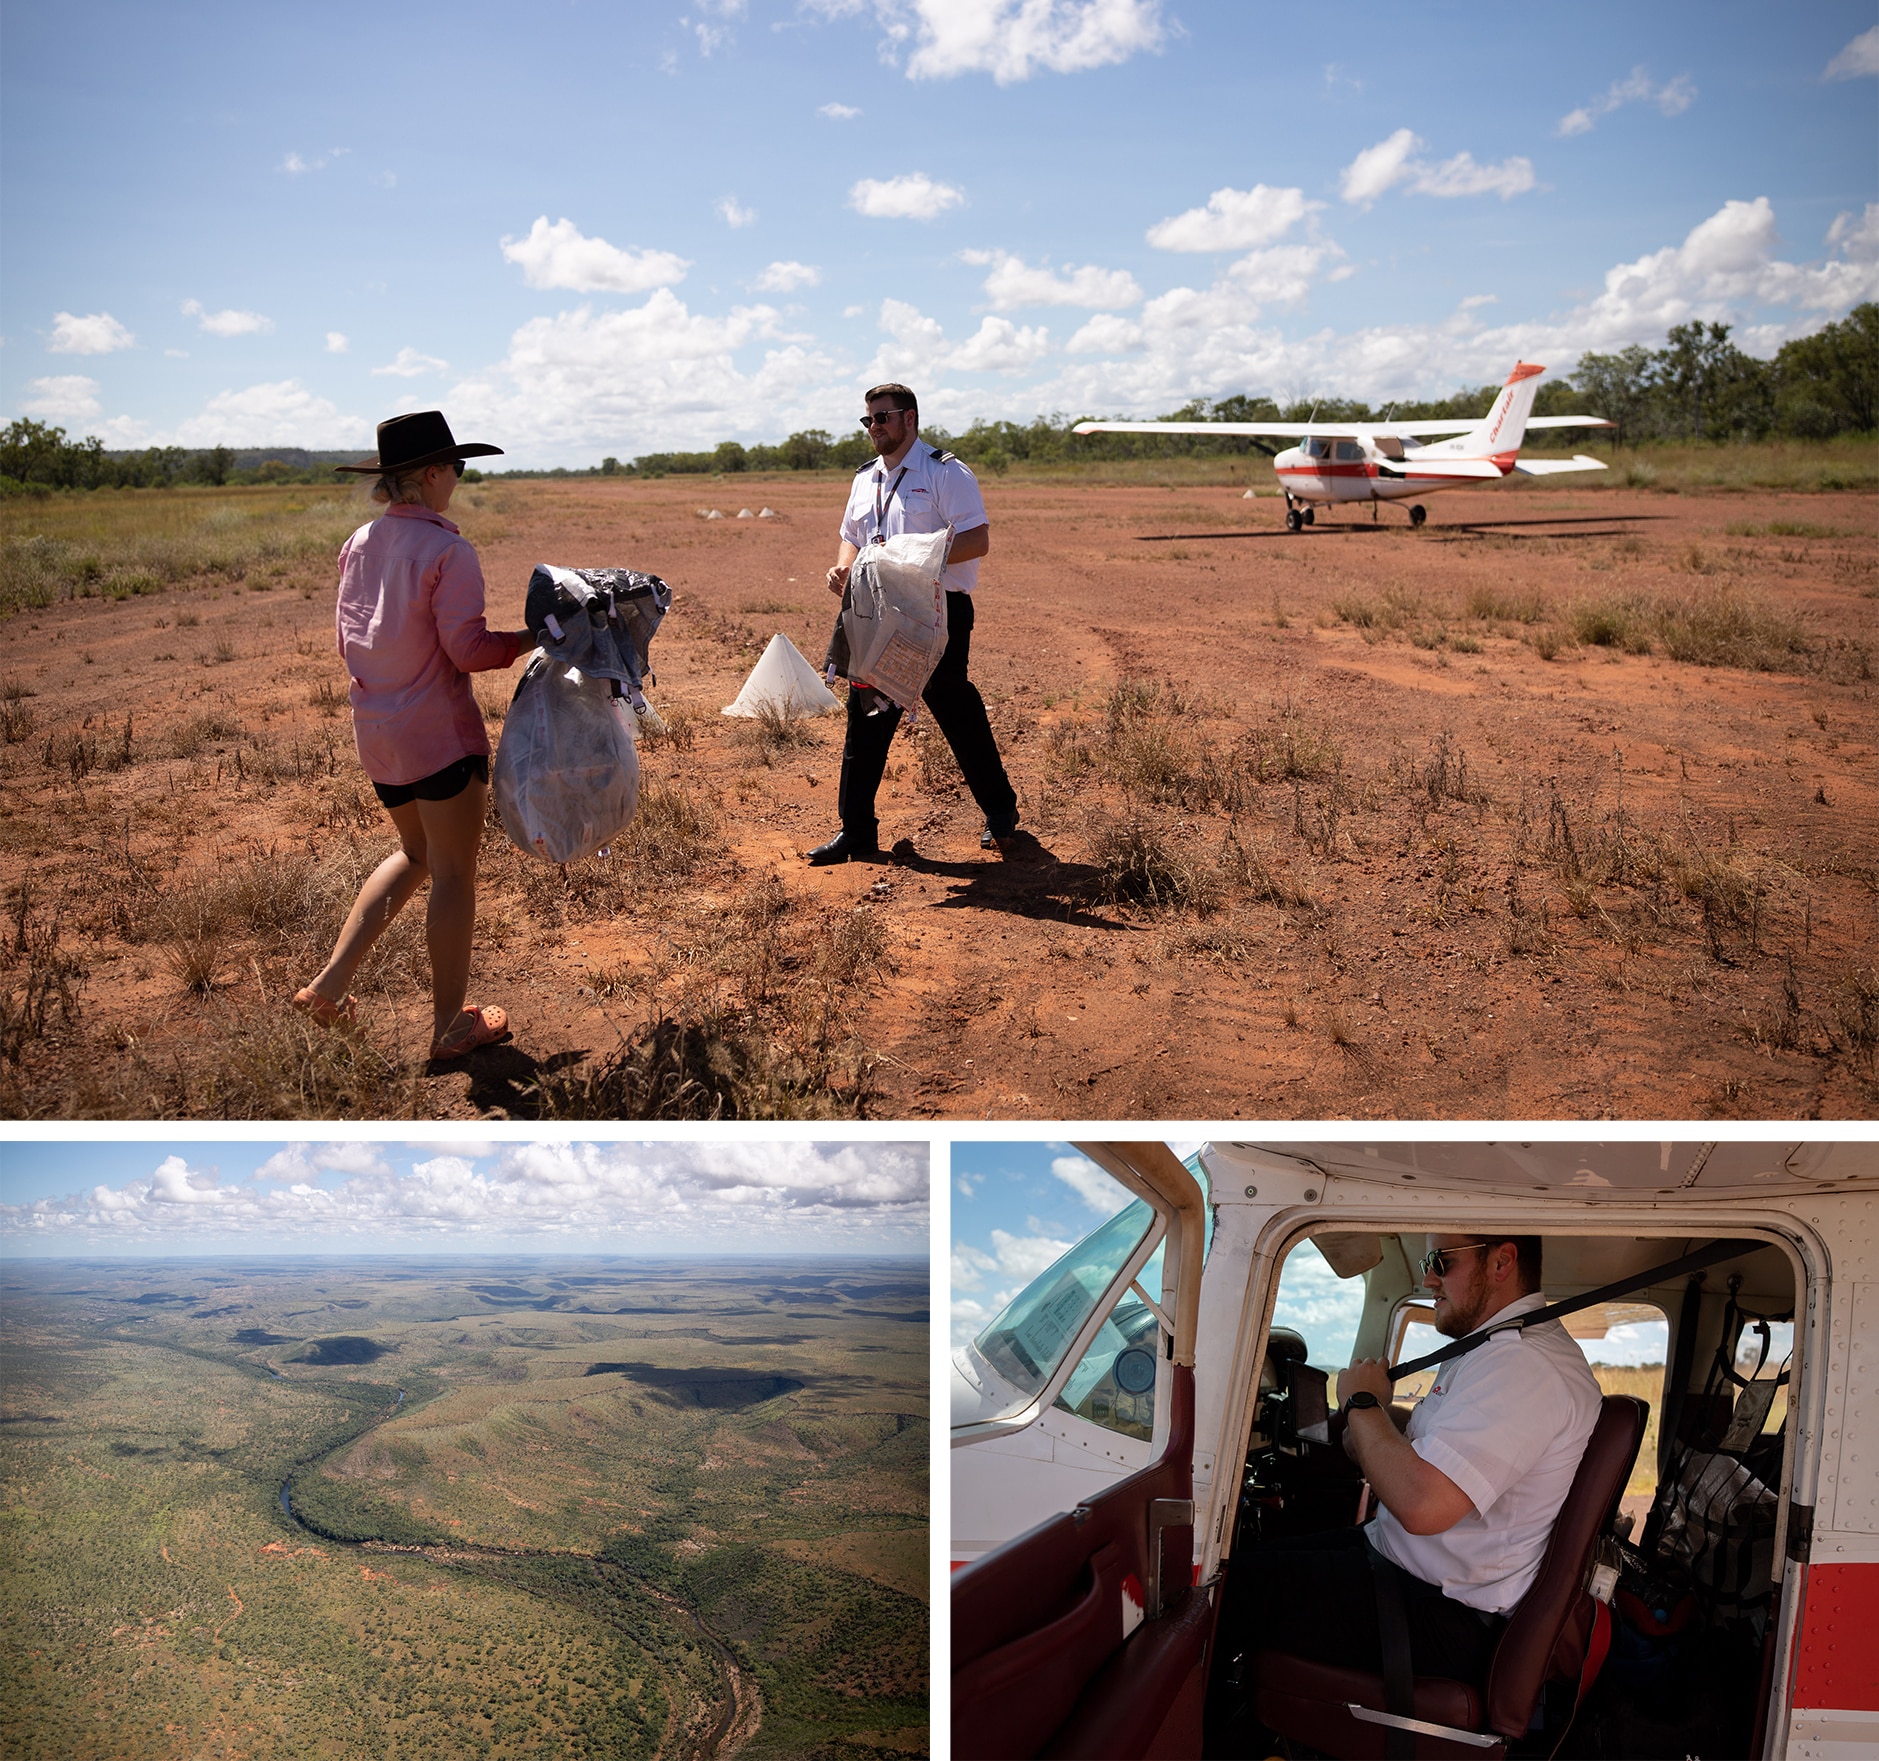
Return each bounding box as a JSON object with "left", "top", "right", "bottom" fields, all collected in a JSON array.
[
  {"left": 493, "top": 653, "right": 641, "bottom": 864},
  {"left": 835, "top": 525, "right": 951, "bottom": 711},
  {"left": 492, "top": 563, "right": 667, "bottom": 864}
]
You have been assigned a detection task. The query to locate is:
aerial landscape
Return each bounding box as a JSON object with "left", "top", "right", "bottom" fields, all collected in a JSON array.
[{"left": 0, "top": 1141, "right": 929, "bottom": 1759}]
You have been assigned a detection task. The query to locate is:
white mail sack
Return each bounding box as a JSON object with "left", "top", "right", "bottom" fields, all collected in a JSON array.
[
  {"left": 492, "top": 653, "right": 641, "bottom": 865},
  {"left": 843, "top": 525, "right": 951, "bottom": 711}
]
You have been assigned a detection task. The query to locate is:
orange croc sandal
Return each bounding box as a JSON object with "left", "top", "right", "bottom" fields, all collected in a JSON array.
[
  {"left": 293, "top": 987, "right": 357, "bottom": 1027},
  {"left": 430, "top": 1004, "right": 511, "bottom": 1061}
]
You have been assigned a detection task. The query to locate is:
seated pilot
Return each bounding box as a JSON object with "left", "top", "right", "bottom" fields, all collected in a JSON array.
[{"left": 1226, "top": 1233, "right": 1603, "bottom": 1701}]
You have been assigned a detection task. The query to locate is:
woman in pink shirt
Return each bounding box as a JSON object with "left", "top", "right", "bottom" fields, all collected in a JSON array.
[{"left": 294, "top": 412, "right": 530, "bottom": 1061}]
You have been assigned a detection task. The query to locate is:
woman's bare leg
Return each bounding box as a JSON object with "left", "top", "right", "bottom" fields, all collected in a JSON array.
[
  {"left": 416, "top": 778, "right": 487, "bottom": 1044},
  {"left": 303, "top": 800, "right": 429, "bottom": 1005}
]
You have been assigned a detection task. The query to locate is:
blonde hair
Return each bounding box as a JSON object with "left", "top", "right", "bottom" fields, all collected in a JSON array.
[{"left": 370, "top": 465, "right": 433, "bottom": 505}]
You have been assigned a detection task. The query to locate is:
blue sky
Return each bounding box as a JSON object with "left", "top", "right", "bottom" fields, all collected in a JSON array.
[
  {"left": 0, "top": 1139, "right": 928, "bottom": 1257},
  {"left": 4, "top": 2, "right": 1874, "bottom": 465},
  {"left": 950, "top": 1141, "right": 1673, "bottom": 1366}
]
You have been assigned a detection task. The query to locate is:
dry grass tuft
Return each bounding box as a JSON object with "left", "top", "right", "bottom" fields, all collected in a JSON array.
[
  {"left": 620, "top": 780, "right": 722, "bottom": 880},
  {"left": 0, "top": 885, "right": 85, "bottom": 1063},
  {"left": 530, "top": 1001, "right": 864, "bottom": 1121},
  {"left": 1086, "top": 811, "right": 1220, "bottom": 912},
  {"left": 732, "top": 700, "right": 824, "bottom": 766}
]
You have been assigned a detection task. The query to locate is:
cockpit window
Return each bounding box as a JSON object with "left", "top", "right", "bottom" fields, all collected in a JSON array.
[
  {"left": 1334, "top": 440, "right": 1365, "bottom": 462},
  {"left": 972, "top": 1198, "right": 1157, "bottom": 1404},
  {"left": 1052, "top": 1289, "right": 1162, "bottom": 1440},
  {"left": 1302, "top": 436, "right": 1331, "bottom": 460}
]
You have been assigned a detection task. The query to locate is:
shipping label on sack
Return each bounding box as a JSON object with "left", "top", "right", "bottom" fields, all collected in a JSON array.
[{"left": 842, "top": 525, "right": 950, "bottom": 711}]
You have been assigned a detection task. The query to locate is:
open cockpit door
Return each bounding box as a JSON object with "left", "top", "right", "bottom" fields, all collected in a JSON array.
[{"left": 953, "top": 1144, "right": 1212, "bottom": 1760}]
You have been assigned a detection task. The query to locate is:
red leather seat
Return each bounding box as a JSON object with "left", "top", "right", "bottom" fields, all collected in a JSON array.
[{"left": 1252, "top": 1395, "right": 1647, "bottom": 1759}]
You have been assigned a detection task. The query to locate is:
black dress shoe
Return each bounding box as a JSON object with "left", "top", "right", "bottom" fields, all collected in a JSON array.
[
  {"left": 806, "top": 830, "right": 879, "bottom": 865},
  {"left": 980, "top": 811, "right": 1021, "bottom": 850}
]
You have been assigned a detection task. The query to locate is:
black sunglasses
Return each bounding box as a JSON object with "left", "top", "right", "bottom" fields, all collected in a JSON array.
[
  {"left": 859, "top": 410, "right": 908, "bottom": 429},
  {"left": 451, "top": 460, "right": 465, "bottom": 478},
  {"left": 1419, "top": 1241, "right": 1492, "bottom": 1278}
]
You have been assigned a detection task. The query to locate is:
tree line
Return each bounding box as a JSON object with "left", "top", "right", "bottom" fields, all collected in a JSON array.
[{"left": 6, "top": 304, "right": 1872, "bottom": 493}]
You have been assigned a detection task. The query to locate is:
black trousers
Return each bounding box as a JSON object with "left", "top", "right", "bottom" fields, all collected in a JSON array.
[
  {"left": 1222, "top": 1526, "right": 1506, "bottom": 1685},
  {"left": 836, "top": 590, "right": 1018, "bottom": 842}
]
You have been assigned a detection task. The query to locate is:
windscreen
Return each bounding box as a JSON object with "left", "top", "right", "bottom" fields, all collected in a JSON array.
[{"left": 972, "top": 1198, "right": 1157, "bottom": 1405}]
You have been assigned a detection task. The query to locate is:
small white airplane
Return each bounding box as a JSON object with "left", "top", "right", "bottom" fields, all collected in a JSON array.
[{"left": 1073, "top": 360, "right": 1614, "bottom": 530}]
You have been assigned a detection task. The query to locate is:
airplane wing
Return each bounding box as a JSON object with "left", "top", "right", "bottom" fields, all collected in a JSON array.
[
  {"left": 1073, "top": 415, "right": 1613, "bottom": 438},
  {"left": 1071, "top": 420, "right": 1351, "bottom": 437},
  {"left": 1513, "top": 454, "right": 1609, "bottom": 475}
]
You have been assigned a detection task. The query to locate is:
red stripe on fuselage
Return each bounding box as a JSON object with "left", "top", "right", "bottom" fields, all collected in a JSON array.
[{"left": 1790, "top": 1562, "right": 1879, "bottom": 1711}]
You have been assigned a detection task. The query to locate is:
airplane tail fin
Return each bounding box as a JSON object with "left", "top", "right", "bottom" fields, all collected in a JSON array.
[{"left": 1463, "top": 361, "right": 1547, "bottom": 456}]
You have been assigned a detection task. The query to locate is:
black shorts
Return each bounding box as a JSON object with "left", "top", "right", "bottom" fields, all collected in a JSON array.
[{"left": 371, "top": 754, "right": 488, "bottom": 810}]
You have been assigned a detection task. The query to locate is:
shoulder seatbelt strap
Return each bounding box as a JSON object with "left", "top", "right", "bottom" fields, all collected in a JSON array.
[
  {"left": 1366, "top": 1541, "right": 1416, "bottom": 1761},
  {"left": 1389, "top": 1238, "right": 1762, "bottom": 1384}
]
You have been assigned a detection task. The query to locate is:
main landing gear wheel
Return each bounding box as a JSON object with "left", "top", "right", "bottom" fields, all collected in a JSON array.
[
  {"left": 1409, "top": 504, "right": 1427, "bottom": 528},
  {"left": 1303, "top": 507, "right": 1315, "bottom": 526},
  {"left": 1285, "top": 507, "right": 1303, "bottom": 533}
]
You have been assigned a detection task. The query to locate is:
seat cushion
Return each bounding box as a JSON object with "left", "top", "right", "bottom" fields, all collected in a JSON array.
[{"left": 1253, "top": 1651, "right": 1491, "bottom": 1760}]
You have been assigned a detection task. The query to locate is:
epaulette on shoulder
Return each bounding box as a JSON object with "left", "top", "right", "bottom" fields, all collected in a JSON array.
[
  {"left": 854, "top": 458, "right": 875, "bottom": 474},
  {"left": 927, "top": 444, "right": 956, "bottom": 463}
]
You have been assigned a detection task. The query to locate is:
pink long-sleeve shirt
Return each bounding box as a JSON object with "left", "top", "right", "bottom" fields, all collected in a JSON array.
[{"left": 335, "top": 503, "right": 526, "bottom": 786}]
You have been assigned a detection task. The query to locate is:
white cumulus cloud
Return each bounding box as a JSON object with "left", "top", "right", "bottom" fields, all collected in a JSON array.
[
  {"left": 169, "top": 380, "right": 364, "bottom": 448},
  {"left": 819, "top": 101, "right": 861, "bottom": 119},
  {"left": 325, "top": 331, "right": 349, "bottom": 353},
  {"left": 1825, "top": 25, "right": 1879, "bottom": 79},
  {"left": 866, "top": 298, "right": 1048, "bottom": 384},
  {"left": 965, "top": 249, "right": 1143, "bottom": 310},
  {"left": 754, "top": 260, "right": 822, "bottom": 293},
  {"left": 1050, "top": 1154, "right": 1130, "bottom": 1213},
  {"left": 813, "top": 0, "right": 1164, "bottom": 85},
  {"left": 19, "top": 375, "right": 102, "bottom": 420},
  {"left": 49, "top": 311, "right": 134, "bottom": 355},
  {"left": 444, "top": 288, "right": 836, "bottom": 459},
  {"left": 1340, "top": 130, "right": 1534, "bottom": 206},
  {"left": 1146, "top": 184, "right": 1317, "bottom": 252},
  {"left": 500, "top": 216, "right": 691, "bottom": 294},
  {"left": 849, "top": 172, "right": 966, "bottom": 220},
  {"left": 4, "top": 1141, "right": 927, "bottom": 1250},
  {"left": 717, "top": 196, "right": 757, "bottom": 229},
  {"left": 182, "top": 299, "right": 275, "bottom": 337},
  {"left": 372, "top": 346, "right": 449, "bottom": 378},
  {"left": 1556, "top": 66, "right": 1697, "bottom": 136}
]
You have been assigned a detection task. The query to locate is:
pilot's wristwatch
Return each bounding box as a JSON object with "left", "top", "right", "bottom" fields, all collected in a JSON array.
[{"left": 1342, "top": 1390, "right": 1382, "bottom": 1416}]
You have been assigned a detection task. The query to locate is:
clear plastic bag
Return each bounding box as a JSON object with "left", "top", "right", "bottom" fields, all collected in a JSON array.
[
  {"left": 492, "top": 653, "right": 641, "bottom": 864},
  {"left": 839, "top": 525, "right": 951, "bottom": 710}
]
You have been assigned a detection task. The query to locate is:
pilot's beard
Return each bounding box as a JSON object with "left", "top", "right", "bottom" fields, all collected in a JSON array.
[{"left": 1433, "top": 1289, "right": 1490, "bottom": 1338}]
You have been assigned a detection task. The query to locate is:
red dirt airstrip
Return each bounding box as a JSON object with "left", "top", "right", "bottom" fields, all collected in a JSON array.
[{"left": 1, "top": 472, "right": 1874, "bottom": 1119}]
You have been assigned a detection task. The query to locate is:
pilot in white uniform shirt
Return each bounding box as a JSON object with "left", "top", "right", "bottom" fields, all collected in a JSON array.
[
  {"left": 839, "top": 442, "right": 988, "bottom": 587},
  {"left": 1368, "top": 1291, "right": 1604, "bottom": 1612}
]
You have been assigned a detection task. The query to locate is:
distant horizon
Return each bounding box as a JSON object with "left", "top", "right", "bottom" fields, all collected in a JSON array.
[
  {"left": 0, "top": 1139, "right": 929, "bottom": 1257},
  {"left": 2, "top": 1249, "right": 927, "bottom": 1265}
]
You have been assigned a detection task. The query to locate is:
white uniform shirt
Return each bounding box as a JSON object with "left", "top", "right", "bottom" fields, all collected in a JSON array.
[
  {"left": 839, "top": 442, "right": 988, "bottom": 593},
  {"left": 1369, "top": 1292, "right": 1604, "bottom": 1614}
]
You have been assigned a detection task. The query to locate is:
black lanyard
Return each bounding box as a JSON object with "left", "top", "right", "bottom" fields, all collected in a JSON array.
[{"left": 872, "top": 465, "right": 909, "bottom": 542}]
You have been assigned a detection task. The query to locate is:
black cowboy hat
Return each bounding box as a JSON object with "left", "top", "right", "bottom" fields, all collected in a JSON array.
[{"left": 333, "top": 410, "right": 503, "bottom": 475}]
